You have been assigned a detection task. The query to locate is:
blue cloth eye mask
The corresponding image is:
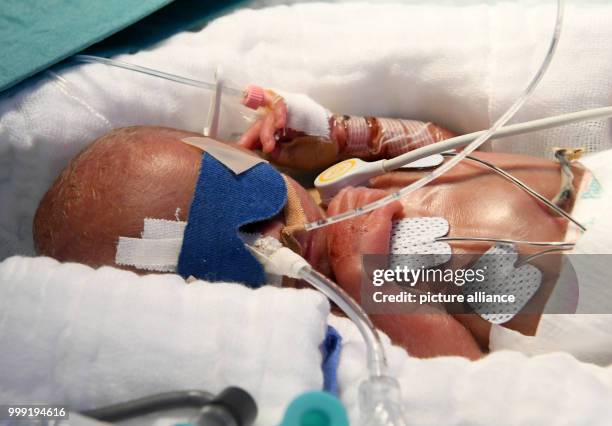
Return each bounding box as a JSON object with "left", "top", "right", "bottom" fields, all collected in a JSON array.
[{"left": 177, "top": 143, "right": 287, "bottom": 287}]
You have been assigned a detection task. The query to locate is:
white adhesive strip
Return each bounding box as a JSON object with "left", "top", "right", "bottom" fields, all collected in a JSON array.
[
  {"left": 115, "top": 218, "right": 187, "bottom": 272},
  {"left": 142, "top": 218, "right": 186, "bottom": 239},
  {"left": 115, "top": 220, "right": 283, "bottom": 286},
  {"left": 465, "top": 244, "right": 542, "bottom": 324},
  {"left": 115, "top": 237, "right": 182, "bottom": 272},
  {"left": 389, "top": 217, "right": 452, "bottom": 270}
]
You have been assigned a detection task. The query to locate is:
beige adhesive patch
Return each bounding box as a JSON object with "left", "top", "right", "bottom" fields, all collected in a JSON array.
[{"left": 182, "top": 136, "right": 268, "bottom": 175}]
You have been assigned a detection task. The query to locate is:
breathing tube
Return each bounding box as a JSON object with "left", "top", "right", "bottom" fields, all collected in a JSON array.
[
  {"left": 305, "top": 0, "right": 566, "bottom": 232},
  {"left": 246, "top": 235, "right": 406, "bottom": 426}
]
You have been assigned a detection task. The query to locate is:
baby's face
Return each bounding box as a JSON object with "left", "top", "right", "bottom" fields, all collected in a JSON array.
[
  {"left": 34, "top": 126, "right": 328, "bottom": 274},
  {"left": 261, "top": 174, "right": 329, "bottom": 273}
]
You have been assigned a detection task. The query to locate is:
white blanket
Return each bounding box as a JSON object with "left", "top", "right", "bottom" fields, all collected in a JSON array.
[
  {"left": 3, "top": 255, "right": 612, "bottom": 426},
  {"left": 330, "top": 314, "right": 612, "bottom": 425},
  {"left": 2, "top": 1, "right": 612, "bottom": 425},
  {"left": 0, "top": 256, "right": 329, "bottom": 426}
]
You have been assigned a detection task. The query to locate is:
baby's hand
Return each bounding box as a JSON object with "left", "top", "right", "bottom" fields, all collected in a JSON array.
[
  {"left": 326, "top": 187, "right": 483, "bottom": 359},
  {"left": 238, "top": 90, "right": 339, "bottom": 170},
  {"left": 326, "top": 187, "right": 403, "bottom": 294},
  {"left": 239, "top": 89, "right": 288, "bottom": 154}
]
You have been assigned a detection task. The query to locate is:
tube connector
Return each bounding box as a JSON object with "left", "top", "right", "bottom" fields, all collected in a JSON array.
[
  {"left": 242, "top": 85, "right": 266, "bottom": 110},
  {"left": 245, "top": 235, "right": 309, "bottom": 278},
  {"left": 263, "top": 246, "right": 310, "bottom": 279},
  {"left": 359, "top": 376, "right": 407, "bottom": 426}
]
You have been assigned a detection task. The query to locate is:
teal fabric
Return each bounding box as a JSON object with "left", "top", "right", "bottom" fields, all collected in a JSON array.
[
  {"left": 0, "top": 0, "right": 245, "bottom": 93},
  {"left": 87, "top": 0, "right": 247, "bottom": 57}
]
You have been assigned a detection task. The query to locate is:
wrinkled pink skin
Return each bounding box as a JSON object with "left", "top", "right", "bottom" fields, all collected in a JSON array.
[
  {"left": 239, "top": 102, "right": 584, "bottom": 359},
  {"left": 237, "top": 94, "right": 455, "bottom": 170},
  {"left": 323, "top": 154, "right": 580, "bottom": 360},
  {"left": 34, "top": 126, "right": 582, "bottom": 360}
]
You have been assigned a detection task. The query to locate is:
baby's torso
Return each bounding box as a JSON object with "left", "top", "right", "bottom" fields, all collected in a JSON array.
[
  {"left": 367, "top": 151, "right": 588, "bottom": 342},
  {"left": 369, "top": 151, "right": 582, "bottom": 254}
]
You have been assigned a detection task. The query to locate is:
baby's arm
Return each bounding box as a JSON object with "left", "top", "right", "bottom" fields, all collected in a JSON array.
[
  {"left": 238, "top": 90, "right": 454, "bottom": 170},
  {"left": 326, "top": 186, "right": 483, "bottom": 359}
]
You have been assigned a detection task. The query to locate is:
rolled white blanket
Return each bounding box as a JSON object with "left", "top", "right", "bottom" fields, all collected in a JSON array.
[{"left": 0, "top": 256, "right": 330, "bottom": 426}]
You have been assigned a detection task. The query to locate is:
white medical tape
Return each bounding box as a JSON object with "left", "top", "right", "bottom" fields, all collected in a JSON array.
[
  {"left": 277, "top": 91, "right": 331, "bottom": 138},
  {"left": 115, "top": 237, "right": 182, "bottom": 272},
  {"left": 464, "top": 244, "right": 542, "bottom": 324},
  {"left": 142, "top": 218, "right": 186, "bottom": 239},
  {"left": 115, "top": 218, "right": 186, "bottom": 272},
  {"left": 115, "top": 220, "right": 284, "bottom": 286},
  {"left": 389, "top": 217, "right": 452, "bottom": 270}
]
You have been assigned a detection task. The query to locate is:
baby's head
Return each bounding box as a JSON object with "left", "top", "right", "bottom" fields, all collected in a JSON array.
[{"left": 34, "top": 126, "right": 328, "bottom": 274}]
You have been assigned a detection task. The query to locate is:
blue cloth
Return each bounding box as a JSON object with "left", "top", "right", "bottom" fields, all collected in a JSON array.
[
  {"left": 321, "top": 326, "right": 343, "bottom": 395},
  {"left": 177, "top": 153, "right": 287, "bottom": 287},
  {"left": 0, "top": 0, "right": 246, "bottom": 93}
]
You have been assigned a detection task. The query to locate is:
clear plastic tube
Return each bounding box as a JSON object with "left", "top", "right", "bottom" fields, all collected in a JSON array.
[
  {"left": 441, "top": 152, "right": 586, "bottom": 231},
  {"left": 71, "top": 54, "right": 261, "bottom": 140},
  {"left": 72, "top": 54, "right": 245, "bottom": 97},
  {"left": 245, "top": 236, "right": 404, "bottom": 423},
  {"left": 246, "top": 234, "right": 406, "bottom": 424},
  {"left": 304, "top": 0, "right": 565, "bottom": 232},
  {"left": 297, "top": 265, "right": 385, "bottom": 376},
  {"left": 297, "top": 265, "right": 408, "bottom": 426}
]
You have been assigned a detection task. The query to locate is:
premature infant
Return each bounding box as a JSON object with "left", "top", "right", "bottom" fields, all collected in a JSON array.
[{"left": 34, "top": 120, "right": 585, "bottom": 360}]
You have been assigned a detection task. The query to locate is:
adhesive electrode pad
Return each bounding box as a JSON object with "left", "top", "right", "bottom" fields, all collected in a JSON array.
[
  {"left": 389, "top": 217, "right": 452, "bottom": 270},
  {"left": 464, "top": 244, "right": 542, "bottom": 324}
]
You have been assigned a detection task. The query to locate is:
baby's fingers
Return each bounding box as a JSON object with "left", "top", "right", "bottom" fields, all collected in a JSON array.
[
  {"left": 238, "top": 120, "right": 263, "bottom": 150},
  {"left": 260, "top": 111, "right": 278, "bottom": 153},
  {"left": 361, "top": 195, "right": 403, "bottom": 255},
  {"left": 272, "top": 97, "right": 288, "bottom": 129}
]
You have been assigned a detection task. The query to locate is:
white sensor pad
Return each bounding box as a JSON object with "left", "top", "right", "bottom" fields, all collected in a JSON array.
[
  {"left": 389, "top": 217, "right": 452, "bottom": 270},
  {"left": 464, "top": 244, "right": 542, "bottom": 324}
]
